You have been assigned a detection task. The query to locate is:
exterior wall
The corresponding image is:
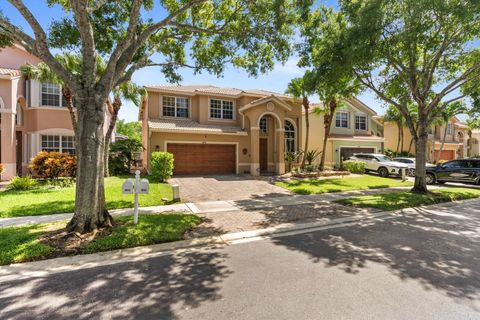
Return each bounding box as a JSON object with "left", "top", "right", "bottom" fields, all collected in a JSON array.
[
  {"left": 0, "top": 45, "right": 41, "bottom": 69},
  {"left": 383, "top": 122, "right": 416, "bottom": 154},
  {"left": 470, "top": 131, "right": 480, "bottom": 157},
  {"left": 304, "top": 98, "right": 383, "bottom": 167}
]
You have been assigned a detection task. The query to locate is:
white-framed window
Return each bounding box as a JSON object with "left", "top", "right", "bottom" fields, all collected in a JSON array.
[
  {"left": 446, "top": 123, "right": 453, "bottom": 135},
  {"left": 41, "top": 135, "right": 75, "bottom": 154},
  {"left": 335, "top": 111, "right": 349, "bottom": 128},
  {"left": 41, "top": 83, "right": 66, "bottom": 107},
  {"left": 259, "top": 116, "right": 268, "bottom": 134},
  {"left": 162, "top": 96, "right": 189, "bottom": 118},
  {"left": 210, "top": 99, "right": 234, "bottom": 120},
  {"left": 285, "top": 120, "right": 296, "bottom": 153},
  {"left": 15, "top": 104, "right": 22, "bottom": 126},
  {"left": 355, "top": 114, "right": 367, "bottom": 131}
]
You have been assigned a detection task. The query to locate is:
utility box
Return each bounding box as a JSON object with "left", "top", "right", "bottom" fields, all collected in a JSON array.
[
  {"left": 122, "top": 179, "right": 135, "bottom": 194},
  {"left": 139, "top": 178, "right": 150, "bottom": 194},
  {"left": 172, "top": 184, "right": 180, "bottom": 201}
]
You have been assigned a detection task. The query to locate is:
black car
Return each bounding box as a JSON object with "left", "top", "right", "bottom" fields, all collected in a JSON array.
[{"left": 426, "top": 159, "right": 480, "bottom": 185}]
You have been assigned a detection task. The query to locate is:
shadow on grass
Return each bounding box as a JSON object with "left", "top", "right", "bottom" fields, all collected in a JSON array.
[
  {"left": 271, "top": 199, "right": 480, "bottom": 300},
  {"left": 0, "top": 249, "right": 232, "bottom": 320}
]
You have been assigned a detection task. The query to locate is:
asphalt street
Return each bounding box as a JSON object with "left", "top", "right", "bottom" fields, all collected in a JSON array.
[{"left": 1, "top": 200, "right": 479, "bottom": 320}]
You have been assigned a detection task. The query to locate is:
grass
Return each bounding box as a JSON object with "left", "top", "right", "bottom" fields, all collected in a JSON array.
[
  {"left": 336, "top": 187, "right": 480, "bottom": 211},
  {"left": 275, "top": 175, "right": 412, "bottom": 195},
  {"left": 0, "top": 176, "right": 173, "bottom": 218},
  {"left": 0, "top": 213, "right": 201, "bottom": 266}
]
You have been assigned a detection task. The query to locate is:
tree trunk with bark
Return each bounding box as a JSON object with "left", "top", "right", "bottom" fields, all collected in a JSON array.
[
  {"left": 435, "top": 125, "right": 448, "bottom": 163},
  {"left": 411, "top": 114, "right": 429, "bottom": 194},
  {"left": 67, "top": 94, "right": 113, "bottom": 233},
  {"left": 396, "top": 122, "right": 401, "bottom": 153},
  {"left": 62, "top": 87, "right": 77, "bottom": 133},
  {"left": 407, "top": 138, "right": 414, "bottom": 154},
  {"left": 319, "top": 100, "right": 337, "bottom": 171},
  {"left": 104, "top": 96, "right": 121, "bottom": 177},
  {"left": 301, "top": 96, "right": 309, "bottom": 168}
]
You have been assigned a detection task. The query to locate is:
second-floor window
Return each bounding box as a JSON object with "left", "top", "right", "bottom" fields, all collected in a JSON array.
[
  {"left": 446, "top": 123, "right": 453, "bottom": 135},
  {"left": 335, "top": 111, "right": 349, "bottom": 128},
  {"left": 355, "top": 114, "right": 367, "bottom": 131},
  {"left": 210, "top": 99, "right": 234, "bottom": 120},
  {"left": 41, "top": 83, "right": 66, "bottom": 107},
  {"left": 162, "top": 96, "right": 189, "bottom": 118}
]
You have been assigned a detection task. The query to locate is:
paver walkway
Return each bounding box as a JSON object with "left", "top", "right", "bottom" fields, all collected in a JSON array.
[{"left": 0, "top": 186, "right": 442, "bottom": 228}]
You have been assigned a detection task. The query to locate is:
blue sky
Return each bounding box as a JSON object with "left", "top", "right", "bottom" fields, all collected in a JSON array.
[{"left": 0, "top": 1, "right": 439, "bottom": 122}]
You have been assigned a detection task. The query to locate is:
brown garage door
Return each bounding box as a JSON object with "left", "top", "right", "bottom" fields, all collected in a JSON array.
[
  {"left": 167, "top": 143, "right": 236, "bottom": 175},
  {"left": 340, "top": 147, "right": 375, "bottom": 161},
  {"left": 434, "top": 149, "right": 455, "bottom": 161}
]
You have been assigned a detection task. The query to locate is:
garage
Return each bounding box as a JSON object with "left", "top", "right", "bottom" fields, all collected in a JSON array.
[
  {"left": 167, "top": 143, "right": 236, "bottom": 175},
  {"left": 340, "top": 147, "right": 376, "bottom": 162},
  {"left": 434, "top": 149, "right": 455, "bottom": 161}
]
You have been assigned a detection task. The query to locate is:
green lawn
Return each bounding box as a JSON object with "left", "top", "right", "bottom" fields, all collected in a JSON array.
[
  {"left": 0, "top": 176, "right": 173, "bottom": 218},
  {"left": 276, "top": 175, "right": 412, "bottom": 195},
  {"left": 0, "top": 213, "right": 200, "bottom": 265},
  {"left": 336, "top": 187, "right": 480, "bottom": 211}
]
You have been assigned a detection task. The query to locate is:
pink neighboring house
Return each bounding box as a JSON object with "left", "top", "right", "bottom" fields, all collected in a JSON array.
[{"left": 0, "top": 45, "right": 114, "bottom": 181}]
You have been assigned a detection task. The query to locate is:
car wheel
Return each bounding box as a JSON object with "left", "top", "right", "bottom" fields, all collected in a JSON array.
[
  {"left": 425, "top": 173, "right": 436, "bottom": 185},
  {"left": 408, "top": 168, "right": 415, "bottom": 177},
  {"left": 378, "top": 167, "right": 389, "bottom": 178}
]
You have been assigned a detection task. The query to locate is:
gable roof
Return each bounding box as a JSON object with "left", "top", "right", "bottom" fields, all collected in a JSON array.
[
  {"left": 0, "top": 67, "right": 21, "bottom": 79},
  {"left": 239, "top": 94, "right": 293, "bottom": 112}
]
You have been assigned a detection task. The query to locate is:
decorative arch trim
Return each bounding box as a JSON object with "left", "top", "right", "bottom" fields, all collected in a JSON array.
[{"left": 256, "top": 111, "right": 282, "bottom": 128}]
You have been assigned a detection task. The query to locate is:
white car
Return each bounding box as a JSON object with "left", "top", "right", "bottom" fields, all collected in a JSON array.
[
  {"left": 393, "top": 157, "right": 435, "bottom": 177},
  {"left": 349, "top": 153, "right": 408, "bottom": 177}
]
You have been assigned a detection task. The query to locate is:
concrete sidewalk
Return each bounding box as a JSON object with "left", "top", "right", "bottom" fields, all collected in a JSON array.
[{"left": 0, "top": 185, "right": 446, "bottom": 228}]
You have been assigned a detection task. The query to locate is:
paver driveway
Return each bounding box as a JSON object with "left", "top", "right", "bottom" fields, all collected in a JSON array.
[{"left": 169, "top": 175, "right": 291, "bottom": 202}]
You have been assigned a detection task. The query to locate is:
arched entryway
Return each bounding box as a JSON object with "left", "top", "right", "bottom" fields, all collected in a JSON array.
[{"left": 257, "top": 113, "right": 282, "bottom": 173}]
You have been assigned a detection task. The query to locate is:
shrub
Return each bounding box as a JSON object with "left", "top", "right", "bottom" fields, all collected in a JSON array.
[
  {"left": 29, "top": 151, "right": 77, "bottom": 182},
  {"left": 0, "top": 163, "right": 4, "bottom": 175},
  {"left": 8, "top": 175, "right": 37, "bottom": 191},
  {"left": 342, "top": 160, "right": 367, "bottom": 174},
  {"left": 109, "top": 139, "right": 142, "bottom": 175},
  {"left": 151, "top": 152, "right": 174, "bottom": 182},
  {"left": 384, "top": 148, "right": 414, "bottom": 158},
  {"left": 303, "top": 164, "right": 317, "bottom": 172},
  {"left": 305, "top": 149, "right": 321, "bottom": 165},
  {"left": 285, "top": 150, "right": 302, "bottom": 172}
]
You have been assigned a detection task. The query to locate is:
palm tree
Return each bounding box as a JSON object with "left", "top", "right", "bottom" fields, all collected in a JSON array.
[
  {"left": 20, "top": 54, "right": 145, "bottom": 176},
  {"left": 286, "top": 76, "right": 311, "bottom": 169}
]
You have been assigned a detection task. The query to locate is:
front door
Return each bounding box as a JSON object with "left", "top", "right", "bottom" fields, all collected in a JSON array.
[
  {"left": 16, "top": 131, "right": 22, "bottom": 176},
  {"left": 260, "top": 138, "right": 268, "bottom": 172}
]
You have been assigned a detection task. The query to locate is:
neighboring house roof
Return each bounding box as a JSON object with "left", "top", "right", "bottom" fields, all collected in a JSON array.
[
  {"left": 148, "top": 118, "right": 247, "bottom": 136},
  {"left": 454, "top": 122, "right": 469, "bottom": 129},
  {"left": 0, "top": 67, "right": 21, "bottom": 78},
  {"left": 144, "top": 84, "right": 292, "bottom": 100},
  {"left": 328, "top": 133, "right": 384, "bottom": 142}
]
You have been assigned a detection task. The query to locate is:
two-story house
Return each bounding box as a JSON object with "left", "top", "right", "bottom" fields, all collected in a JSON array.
[
  {"left": 470, "top": 129, "right": 480, "bottom": 157},
  {"left": 0, "top": 45, "right": 114, "bottom": 181},
  {"left": 384, "top": 116, "right": 468, "bottom": 161},
  {"left": 140, "top": 84, "right": 303, "bottom": 176},
  {"left": 303, "top": 98, "right": 384, "bottom": 168}
]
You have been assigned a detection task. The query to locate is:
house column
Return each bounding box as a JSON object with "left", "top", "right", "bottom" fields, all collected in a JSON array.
[
  {"left": 250, "top": 127, "right": 260, "bottom": 176},
  {"left": 0, "top": 109, "right": 16, "bottom": 181},
  {"left": 276, "top": 128, "right": 285, "bottom": 174}
]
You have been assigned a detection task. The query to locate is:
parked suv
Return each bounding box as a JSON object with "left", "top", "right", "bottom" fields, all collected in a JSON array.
[
  {"left": 349, "top": 153, "right": 408, "bottom": 177},
  {"left": 425, "top": 159, "right": 480, "bottom": 185},
  {"left": 393, "top": 157, "right": 435, "bottom": 177}
]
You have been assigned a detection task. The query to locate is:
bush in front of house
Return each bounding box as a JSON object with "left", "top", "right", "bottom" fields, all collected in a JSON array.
[
  {"left": 342, "top": 160, "right": 367, "bottom": 174},
  {"left": 151, "top": 152, "right": 174, "bottom": 182},
  {"left": 0, "top": 163, "right": 4, "bottom": 175},
  {"left": 29, "top": 151, "right": 77, "bottom": 182},
  {"left": 108, "top": 139, "right": 142, "bottom": 175},
  {"left": 8, "top": 175, "right": 38, "bottom": 191}
]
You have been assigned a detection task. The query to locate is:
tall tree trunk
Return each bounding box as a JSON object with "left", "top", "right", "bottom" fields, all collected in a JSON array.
[
  {"left": 412, "top": 115, "right": 429, "bottom": 194},
  {"left": 407, "top": 138, "right": 414, "bottom": 155},
  {"left": 435, "top": 125, "right": 448, "bottom": 163},
  {"left": 319, "top": 100, "right": 337, "bottom": 171},
  {"left": 301, "top": 98, "right": 309, "bottom": 168},
  {"left": 67, "top": 95, "right": 113, "bottom": 233},
  {"left": 400, "top": 122, "right": 404, "bottom": 152},
  {"left": 104, "top": 97, "right": 121, "bottom": 177},
  {"left": 62, "top": 87, "right": 77, "bottom": 134}
]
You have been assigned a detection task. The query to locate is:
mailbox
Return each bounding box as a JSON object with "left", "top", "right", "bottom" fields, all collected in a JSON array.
[
  {"left": 139, "top": 178, "right": 150, "bottom": 194},
  {"left": 122, "top": 179, "right": 135, "bottom": 194}
]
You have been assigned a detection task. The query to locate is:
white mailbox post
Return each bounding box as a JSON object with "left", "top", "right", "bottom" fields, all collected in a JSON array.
[{"left": 122, "top": 170, "right": 149, "bottom": 224}]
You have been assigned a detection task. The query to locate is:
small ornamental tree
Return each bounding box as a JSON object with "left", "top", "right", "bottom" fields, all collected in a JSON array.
[{"left": 29, "top": 152, "right": 76, "bottom": 182}]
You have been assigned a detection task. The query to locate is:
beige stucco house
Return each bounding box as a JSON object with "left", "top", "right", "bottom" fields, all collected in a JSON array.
[
  {"left": 468, "top": 129, "right": 480, "bottom": 157},
  {"left": 384, "top": 116, "right": 468, "bottom": 162},
  {"left": 0, "top": 45, "right": 114, "bottom": 181},
  {"left": 140, "top": 84, "right": 303, "bottom": 176},
  {"left": 302, "top": 98, "right": 384, "bottom": 168}
]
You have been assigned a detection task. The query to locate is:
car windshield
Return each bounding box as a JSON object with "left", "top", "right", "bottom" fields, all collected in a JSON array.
[{"left": 375, "top": 155, "right": 392, "bottom": 162}]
